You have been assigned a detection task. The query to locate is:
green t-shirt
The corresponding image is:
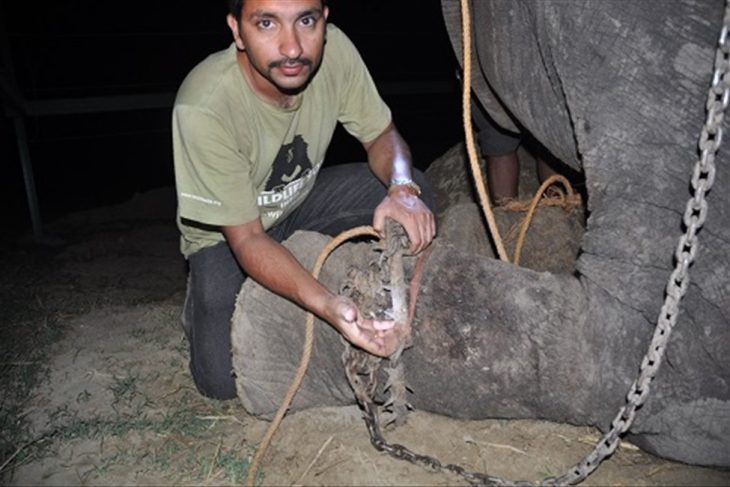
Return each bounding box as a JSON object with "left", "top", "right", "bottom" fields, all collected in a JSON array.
[{"left": 173, "top": 24, "right": 392, "bottom": 257}]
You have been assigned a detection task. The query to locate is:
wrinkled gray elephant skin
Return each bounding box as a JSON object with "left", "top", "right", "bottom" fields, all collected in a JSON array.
[
  {"left": 230, "top": 0, "right": 730, "bottom": 471},
  {"left": 439, "top": 0, "right": 730, "bottom": 467}
]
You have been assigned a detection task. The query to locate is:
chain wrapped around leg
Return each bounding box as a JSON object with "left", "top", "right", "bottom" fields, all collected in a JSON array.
[{"left": 340, "top": 221, "right": 534, "bottom": 486}]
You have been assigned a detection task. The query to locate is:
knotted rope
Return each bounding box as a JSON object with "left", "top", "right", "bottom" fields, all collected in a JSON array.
[
  {"left": 460, "top": 0, "right": 580, "bottom": 267},
  {"left": 509, "top": 174, "right": 581, "bottom": 266}
]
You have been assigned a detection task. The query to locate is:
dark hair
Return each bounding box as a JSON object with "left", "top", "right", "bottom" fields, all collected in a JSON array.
[
  {"left": 228, "top": 0, "right": 327, "bottom": 20},
  {"left": 228, "top": 0, "right": 244, "bottom": 20}
]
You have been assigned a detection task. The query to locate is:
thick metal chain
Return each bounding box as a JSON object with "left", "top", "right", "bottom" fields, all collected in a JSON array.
[
  {"left": 344, "top": 348, "right": 535, "bottom": 486},
  {"left": 548, "top": 3, "right": 730, "bottom": 484},
  {"left": 345, "top": 2, "right": 729, "bottom": 485}
]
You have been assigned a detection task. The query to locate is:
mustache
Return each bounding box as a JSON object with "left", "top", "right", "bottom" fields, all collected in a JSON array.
[{"left": 269, "top": 58, "right": 313, "bottom": 69}]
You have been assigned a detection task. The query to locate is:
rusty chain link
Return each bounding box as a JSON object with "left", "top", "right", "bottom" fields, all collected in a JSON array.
[{"left": 343, "top": 1, "right": 729, "bottom": 485}]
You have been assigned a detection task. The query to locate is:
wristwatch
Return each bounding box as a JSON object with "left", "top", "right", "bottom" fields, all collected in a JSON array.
[{"left": 389, "top": 176, "right": 422, "bottom": 196}]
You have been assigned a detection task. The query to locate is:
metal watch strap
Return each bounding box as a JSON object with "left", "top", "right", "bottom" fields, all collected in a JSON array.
[{"left": 389, "top": 177, "right": 422, "bottom": 196}]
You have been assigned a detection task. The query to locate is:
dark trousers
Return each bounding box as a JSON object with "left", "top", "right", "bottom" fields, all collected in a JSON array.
[
  {"left": 471, "top": 98, "right": 521, "bottom": 157},
  {"left": 183, "top": 163, "right": 433, "bottom": 399}
]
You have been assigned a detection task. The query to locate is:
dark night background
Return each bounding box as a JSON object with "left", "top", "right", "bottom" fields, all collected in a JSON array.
[{"left": 0, "top": 1, "right": 463, "bottom": 236}]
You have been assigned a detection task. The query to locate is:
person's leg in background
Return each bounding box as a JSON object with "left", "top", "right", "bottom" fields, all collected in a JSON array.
[{"left": 471, "top": 99, "right": 522, "bottom": 205}]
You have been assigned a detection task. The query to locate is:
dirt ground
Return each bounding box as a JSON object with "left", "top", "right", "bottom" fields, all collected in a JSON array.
[{"left": 2, "top": 187, "right": 729, "bottom": 486}]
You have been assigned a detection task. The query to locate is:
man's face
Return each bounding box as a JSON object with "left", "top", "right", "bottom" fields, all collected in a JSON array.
[{"left": 227, "top": 0, "right": 328, "bottom": 99}]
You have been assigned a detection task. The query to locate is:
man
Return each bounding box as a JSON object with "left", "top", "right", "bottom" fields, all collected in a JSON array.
[{"left": 173, "top": 0, "right": 436, "bottom": 400}]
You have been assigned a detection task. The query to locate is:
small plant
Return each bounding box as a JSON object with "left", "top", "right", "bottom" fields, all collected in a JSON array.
[
  {"left": 198, "top": 448, "right": 263, "bottom": 485},
  {"left": 109, "top": 371, "right": 140, "bottom": 405}
]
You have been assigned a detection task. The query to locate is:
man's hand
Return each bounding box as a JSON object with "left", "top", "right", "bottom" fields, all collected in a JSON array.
[
  {"left": 363, "top": 122, "right": 436, "bottom": 254},
  {"left": 373, "top": 187, "right": 436, "bottom": 254},
  {"left": 326, "top": 295, "right": 403, "bottom": 357},
  {"left": 224, "top": 222, "right": 408, "bottom": 358}
]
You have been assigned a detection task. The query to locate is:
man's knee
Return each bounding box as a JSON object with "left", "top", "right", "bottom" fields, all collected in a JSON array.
[
  {"left": 189, "top": 348, "right": 237, "bottom": 400},
  {"left": 184, "top": 243, "right": 243, "bottom": 401}
]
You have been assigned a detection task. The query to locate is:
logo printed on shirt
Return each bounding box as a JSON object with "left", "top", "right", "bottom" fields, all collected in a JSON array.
[
  {"left": 265, "top": 135, "right": 313, "bottom": 191},
  {"left": 257, "top": 135, "right": 321, "bottom": 225}
]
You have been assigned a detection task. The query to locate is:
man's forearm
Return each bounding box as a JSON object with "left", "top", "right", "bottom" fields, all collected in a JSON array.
[
  {"left": 228, "top": 231, "right": 332, "bottom": 320},
  {"left": 362, "top": 122, "right": 435, "bottom": 254},
  {"left": 364, "top": 122, "right": 413, "bottom": 185}
]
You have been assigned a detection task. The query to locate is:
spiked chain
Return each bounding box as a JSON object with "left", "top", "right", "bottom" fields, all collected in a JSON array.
[{"left": 340, "top": 2, "right": 729, "bottom": 484}]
